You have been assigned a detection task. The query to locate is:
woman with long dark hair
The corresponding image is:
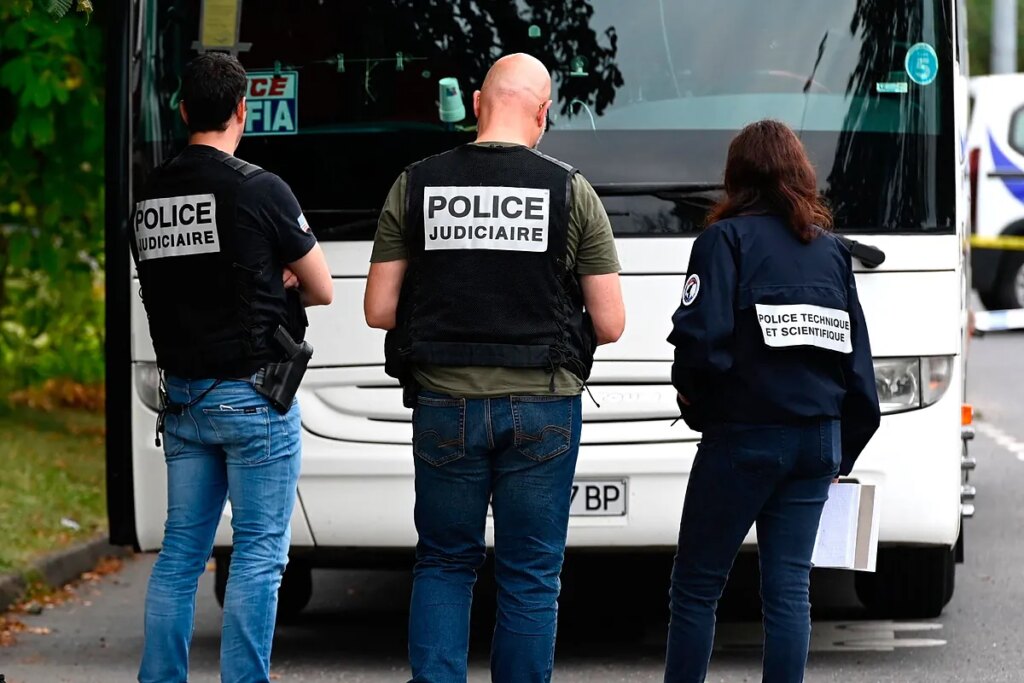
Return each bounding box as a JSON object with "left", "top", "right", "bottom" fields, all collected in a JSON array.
[{"left": 664, "top": 120, "right": 881, "bottom": 683}]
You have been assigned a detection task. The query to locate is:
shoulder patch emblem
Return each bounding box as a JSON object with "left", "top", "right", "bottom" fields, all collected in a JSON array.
[{"left": 682, "top": 274, "right": 700, "bottom": 306}]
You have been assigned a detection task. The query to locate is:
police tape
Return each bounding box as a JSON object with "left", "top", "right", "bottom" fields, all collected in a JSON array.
[
  {"left": 973, "top": 308, "right": 1024, "bottom": 333},
  {"left": 970, "top": 234, "right": 1024, "bottom": 251}
]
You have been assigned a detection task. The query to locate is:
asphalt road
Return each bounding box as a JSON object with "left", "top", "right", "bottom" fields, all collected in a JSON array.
[{"left": 3, "top": 332, "right": 1024, "bottom": 682}]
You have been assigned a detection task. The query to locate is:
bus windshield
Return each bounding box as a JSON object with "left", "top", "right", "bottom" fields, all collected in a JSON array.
[{"left": 137, "top": 0, "right": 955, "bottom": 238}]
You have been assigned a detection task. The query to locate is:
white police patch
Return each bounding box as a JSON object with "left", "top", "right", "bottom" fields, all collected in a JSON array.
[
  {"left": 682, "top": 274, "right": 700, "bottom": 306},
  {"left": 133, "top": 194, "right": 220, "bottom": 262},
  {"left": 755, "top": 303, "right": 852, "bottom": 354},
  {"left": 423, "top": 186, "right": 549, "bottom": 252}
]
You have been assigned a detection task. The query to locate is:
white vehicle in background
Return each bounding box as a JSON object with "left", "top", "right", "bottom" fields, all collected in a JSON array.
[
  {"left": 968, "top": 73, "right": 1024, "bottom": 311},
  {"left": 107, "top": 0, "right": 975, "bottom": 619}
]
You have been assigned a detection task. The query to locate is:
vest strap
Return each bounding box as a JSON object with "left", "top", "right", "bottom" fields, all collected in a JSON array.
[{"left": 219, "top": 155, "right": 263, "bottom": 177}]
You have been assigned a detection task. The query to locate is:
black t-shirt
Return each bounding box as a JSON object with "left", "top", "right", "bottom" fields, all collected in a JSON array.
[
  {"left": 235, "top": 169, "right": 317, "bottom": 270},
  {"left": 233, "top": 168, "right": 319, "bottom": 347}
]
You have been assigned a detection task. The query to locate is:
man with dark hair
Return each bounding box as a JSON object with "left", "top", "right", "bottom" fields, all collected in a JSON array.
[
  {"left": 133, "top": 51, "right": 333, "bottom": 683},
  {"left": 179, "top": 52, "right": 249, "bottom": 133}
]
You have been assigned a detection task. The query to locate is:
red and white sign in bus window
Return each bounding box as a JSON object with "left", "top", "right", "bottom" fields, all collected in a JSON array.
[{"left": 244, "top": 71, "right": 298, "bottom": 136}]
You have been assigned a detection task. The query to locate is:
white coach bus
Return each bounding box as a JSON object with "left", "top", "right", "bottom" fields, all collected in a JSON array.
[{"left": 107, "top": 0, "right": 974, "bottom": 618}]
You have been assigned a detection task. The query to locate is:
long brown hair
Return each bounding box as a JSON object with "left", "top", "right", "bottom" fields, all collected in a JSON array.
[{"left": 707, "top": 119, "right": 833, "bottom": 242}]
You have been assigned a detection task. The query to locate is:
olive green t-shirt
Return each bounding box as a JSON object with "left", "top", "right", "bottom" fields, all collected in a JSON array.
[{"left": 371, "top": 142, "right": 620, "bottom": 398}]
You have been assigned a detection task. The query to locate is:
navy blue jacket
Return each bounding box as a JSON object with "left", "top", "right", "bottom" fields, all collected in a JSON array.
[{"left": 668, "top": 214, "right": 881, "bottom": 475}]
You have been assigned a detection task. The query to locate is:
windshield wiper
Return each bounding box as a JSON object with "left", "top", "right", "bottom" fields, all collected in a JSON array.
[
  {"left": 591, "top": 182, "right": 724, "bottom": 197},
  {"left": 302, "top": 209, "right": 379, "bottom": 241},
  {"left": 593, "top": 184, "right": 886, "bottom": 267},
  {"left": 836, "top": 235, "right": 886, "bottom": 269}
]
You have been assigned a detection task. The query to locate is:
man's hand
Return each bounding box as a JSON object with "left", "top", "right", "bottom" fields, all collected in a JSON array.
[{"left": 283, "top": 267, "right": 300, "bottom": 290}]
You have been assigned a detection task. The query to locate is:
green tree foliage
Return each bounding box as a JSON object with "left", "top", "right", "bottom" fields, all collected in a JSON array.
[
  {"left": 967, "top": 0, "right": 1024, "bottom": 76},
  {"left": 0, "top": 1, "right": 104, "bottom": 391},
  {"left": 40, "top": 0, "right": 93, "bottom": 22}
]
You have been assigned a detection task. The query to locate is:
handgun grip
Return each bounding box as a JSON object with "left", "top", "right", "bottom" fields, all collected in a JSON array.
[{"left": 274, "top": 325, "right": 301, "bottom": 357}]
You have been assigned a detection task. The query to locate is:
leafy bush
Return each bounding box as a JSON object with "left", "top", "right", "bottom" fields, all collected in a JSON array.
[
  {"left": 0, "top": 2, "right": 104, "bottom": 395},
  {"left": 1, "top": 267, "right": 104, "bottom": 390}
]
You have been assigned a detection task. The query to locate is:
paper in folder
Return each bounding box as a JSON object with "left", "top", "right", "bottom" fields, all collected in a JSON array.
[{"left": 811, "top": 483, "right": 881, "bottom": 572}]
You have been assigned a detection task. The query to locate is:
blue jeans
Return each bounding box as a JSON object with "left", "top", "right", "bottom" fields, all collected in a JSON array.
[
  {"left": 138, "top": 377, "right": 302, "bottom": 683},
  {"left": 408, "top": 392, "right": 582, "bottom": 683},
  {"left": 665, "top": 420, "right": 841, "bottom": 683}
]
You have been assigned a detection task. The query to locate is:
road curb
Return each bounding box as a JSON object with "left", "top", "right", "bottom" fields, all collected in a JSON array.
[
  {"left": 0, "top": 534, "right": 131, "bottom": 613},
  {"left": 0, "top": 573, "right": 26, "bottom": 614}
]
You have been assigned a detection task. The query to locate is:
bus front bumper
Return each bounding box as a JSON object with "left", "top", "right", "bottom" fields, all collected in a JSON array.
[{"left": 284, "top": 396, "right": 962, "bottom": 554}]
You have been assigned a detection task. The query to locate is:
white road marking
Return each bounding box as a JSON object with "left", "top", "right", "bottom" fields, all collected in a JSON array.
[
  {"left": 711, "top": 620, "right": 945, "bottom": 652},
  {"left": 975, "top": 421, "right": 1024, "bottom": 461}
]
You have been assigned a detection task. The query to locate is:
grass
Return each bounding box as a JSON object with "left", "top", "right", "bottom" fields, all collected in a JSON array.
[{"left": 0, "top": 406, "right": 106, "bottom": 576}]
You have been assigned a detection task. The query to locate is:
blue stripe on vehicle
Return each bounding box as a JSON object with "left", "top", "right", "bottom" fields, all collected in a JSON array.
[{"left": 988, "top": 130, "right": 1024, "bottom": 205}]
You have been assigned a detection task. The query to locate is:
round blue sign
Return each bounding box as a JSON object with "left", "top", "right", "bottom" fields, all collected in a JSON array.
[{"left": 905, "top": 42, "right": 938, "bottom": 86}]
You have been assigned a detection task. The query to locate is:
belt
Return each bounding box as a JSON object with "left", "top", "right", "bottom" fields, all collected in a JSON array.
[
  {"left": 156, "top": 367, "right": 272, "bottom": 447},
  {"left": 155, "top": 378, "right": 224, "bottom": 448}
]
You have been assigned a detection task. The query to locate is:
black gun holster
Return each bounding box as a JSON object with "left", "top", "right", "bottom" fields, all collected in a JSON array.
[{"left": 254, "top": 326, "right": 314, "bottom": 414}]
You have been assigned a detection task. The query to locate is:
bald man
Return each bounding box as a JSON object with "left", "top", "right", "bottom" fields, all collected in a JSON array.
[{"left": 364, "top": 54, "right": 625, "bottom": 682}]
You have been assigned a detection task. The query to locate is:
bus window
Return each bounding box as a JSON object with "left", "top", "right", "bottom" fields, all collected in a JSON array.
[{"left": 136, "top": 0, "right": 955, "bottom": 237}]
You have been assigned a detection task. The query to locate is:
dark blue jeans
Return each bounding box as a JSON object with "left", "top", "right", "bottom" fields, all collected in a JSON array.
[
  {"left": 408, "top": 392, "right": 582, "bottom": 683},
  {"left": 665, "top": 419, "right": 841, "bottom": 683}
]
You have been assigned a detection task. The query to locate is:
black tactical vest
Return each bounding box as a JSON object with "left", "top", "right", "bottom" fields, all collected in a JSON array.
[
  {"left": 132, "top": 145, "right": 299, "bottom": 379},
  {"left": 386, "top": 144, "right": 596, "bottom": 384}
]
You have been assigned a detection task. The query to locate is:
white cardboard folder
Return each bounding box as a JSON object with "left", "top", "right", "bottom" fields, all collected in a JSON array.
[{"left": 811, "top": 483, "right": 881, "bottom": 572}]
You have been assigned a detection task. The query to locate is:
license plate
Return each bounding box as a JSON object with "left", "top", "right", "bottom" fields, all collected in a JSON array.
[{"left": 570, "top": 479, "right": 627, "bottom": 516}]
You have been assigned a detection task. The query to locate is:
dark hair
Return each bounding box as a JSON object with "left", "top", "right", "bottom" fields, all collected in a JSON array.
[
  {"left": 180, "top": 53, "right": 248, "bottom": 134},
  {"left": 707, "top": 119, "right": 833, "bottom": 242}
]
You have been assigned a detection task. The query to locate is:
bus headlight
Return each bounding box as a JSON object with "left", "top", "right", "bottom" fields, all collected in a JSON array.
[
  {"left": 134, "top": 362, "right": 162, "bottom": 412},
  {"left": 874, "top": 358, "right": 919, "bottom": 413},
  {"left": 873, "top": 356, "right": 953, "bottom": 414},
  {"left": 921, "top": 356, "right": 953, "bottom": 407}
]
